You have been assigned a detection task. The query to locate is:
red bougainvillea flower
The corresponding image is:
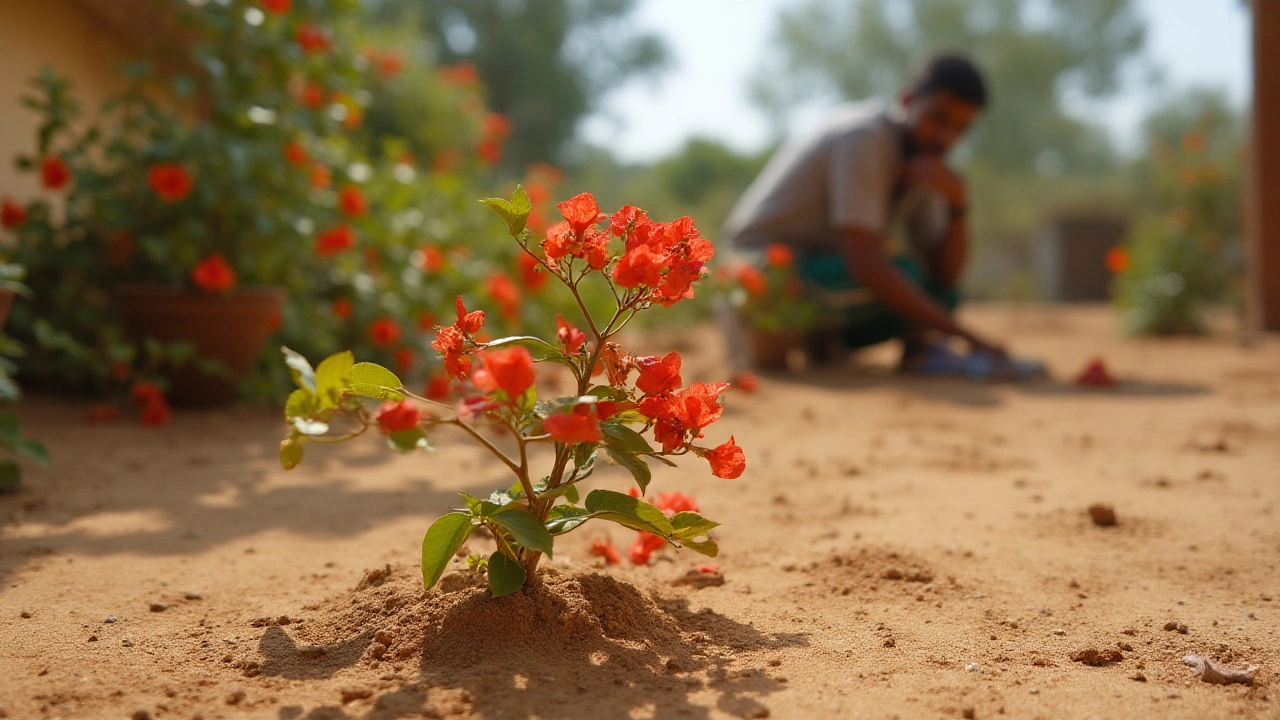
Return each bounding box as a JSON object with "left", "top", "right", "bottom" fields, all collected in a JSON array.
[
  {"left": 627, "top": 486, "right": 641, "bottom": 498},
  {"left": 416, "top": 309, "right": 437, "bottom": 332},
  {"left": 1, "top": 200, "right": 26, "bottom": 229},
  {"left": 331, "top": 297, "right": 352, "bottom": 319},
  {"left": 437, "top": 62, "right": 479, "bottom": 86},
  {"left": 471, "top": 347, "right": 535, "bottom": 400},
  {"left": 301, "top": 82, "right": 325, "bottom": 109},
  {"left": 148, "top": 163, "right": 194, "bottom": 202},
  {"left": 609, "top": 204, "right": 646, "bottom": 237},
  {"left": 476, "top": 139, "right": 501, "bottom": 166},
  {"left": 260, "top": 0, "right": 290, "bottom": 13},
  {"left": 338, "top": 184, "right": 367, "bottom": 217},
  {"left": 310, "top": 163, "right": 330, "bottom": 188},
  {"left": 731, "top": 370, "right": 759, "bottom": 393},
  {"left": 315, "top": 225, "right": 355, "bottom": 257},
  {"left": 1105, "top": 247, "right": 1129, "bottom": 274},
  {"left": 87, "top": 403, "right": 120, "bottom": 424},
  {"left": 140, "top": 399, "right": 172, "bottom": 426},
  {"left": 368, "top": 318, "right": 402, "bottom": 348},
  {"left": 41, "top": 156, "right": 71, "bottom": 190},
  {"left": 191, "top": 254, "right": 237, "bottom": 293},
  {"left": 377, "top": 50, "right": 405, "bottom": 80},
  {"left": 394, "top": 348, "right": 415, "bottom": 375},
  {"left": 695, "top": 564, "right": 719, "bottom": 574},
  {"left": 590, "top": 538, "right": 622, "bottom": 566},
  {"left": 634, "top": 352, "right": 682, "bottom": 395},
  {"left": 543, "top": 403, "right": 602, "bottom": 444},
  {"left": 486, "top": 272, "right": 521, "bottom": 322},
  {"left": 705, "top": 436, "right": 746, "bottom": 479},
  {"left": 432, "top": 326, "right": 471, "bottom": 379},
  {"left": 375, "top": 399, "right": 420, "bottom": 434},
  {"left": 640, "top": 381, "right": 730, "bottom": 452},
  {"left": 653, "top": 492, "right": 698, "bottom": 516},
  {"left": 629, "top": 532, "right": 666, "bottom": 565},
  {"left": 454, "top": 296, "right": 485, "bottom": 334},
  {"left": 595, "top": 400, "right": 635, "bottom": 421},
  {"left": 424, "top": 373, "right": 451, "bottom": 401},
  {"left": 736, "top": 265, "right": 766, "bottom": 296},
  {"left": 295, "top": 23, "right": 329, "bottom": 53},
  {"left": 131, "top": 381, "right": 165, "bottom": 406},
  {"left": 557, "top": 192, "right": 606, "bottom": 236},
  {"left": 765, "top": 243, "right": 794, "bottom": 268},
  {"left": 483, "top": 113, "right": 513, "bottom": 140},
  {"left": 517, "top": 252, "right": 546, "bottom": 291},
  {"left": 555, "top": 315, "right": 586, "bottom": 354},
  {"left": 283, "top": 142, "right": 308, "bottom": 166},
  {"left": 611, "top": 243, "right": 665, "bottom": 288},
  {"left": 457, "top": 395, "right": 500, "bottom": 421},
  {"left": 420, "top": 244, "right": 445, "bottom": 273}
]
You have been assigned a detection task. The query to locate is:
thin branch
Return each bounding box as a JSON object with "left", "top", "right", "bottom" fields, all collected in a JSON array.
[{"left": 446, "top": 418, "right": 521, "bottom": 475}]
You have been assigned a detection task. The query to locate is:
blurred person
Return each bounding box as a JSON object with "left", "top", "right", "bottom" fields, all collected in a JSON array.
[{"left": 723, "top": 53, "right": 1039, "bottom": 378}]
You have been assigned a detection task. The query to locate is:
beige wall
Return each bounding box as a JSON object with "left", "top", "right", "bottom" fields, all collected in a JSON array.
[{"left": 0, "top": 0, "right": 135, "bottom": 203}]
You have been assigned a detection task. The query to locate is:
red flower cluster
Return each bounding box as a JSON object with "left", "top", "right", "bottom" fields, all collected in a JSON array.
[
  {"left": 148, "top": 164, "right": 194, "bottom": 202},
  {"left": 471, "top": 347, "right": 535, "bottom": 400},
  {"left": 704, "top": 436, "right": 745, "bottom": 479},
  {"left": 517, "top": 252, "right": 546, "bottom": 291},
  {"left": 132, "top": 382, "right": 171, "bottom": 426},
  {"left": 375, "top": 399, "right": 420, "bottom": 434},
  {"left": 431, "top": 297, "right": 485, "bottom": 379},
  {"left": 555, "top": 314, "right": 585, "bottom": 354},
  {"left": 283, "top": 142, "right": 308, "bottom": 166},
  {"left": 191, "top": 254, "right": 237, "bottom": 293},
  {"left": 331, "top": 297, "right": 352, "bottom": 319},
  {"left": 301, "top": 82, "right": 326, "bottom": 109},
  {"left": 542, "top": 193, "right": 609, "bottom": 269},
  {"left": 260, "top": 0, "right": 290, "bottom": 13},
  {"left": 296, "top": 24, "right": 330, "bottom": 54},
  {"left": 543, "top": 403, "right": 602, "bottom": 444},
  {"left": 486, "top": 272, "right": 520, "bottom": 322},
  {"left": 420, "top": 244, "right": 445, "bottom": 273},
  {"left": 41, "top": 157, "right": 71, "bottom": 190},
  {"left": 368, "top": 318, "right": 401, "bottom": 348},
  {"left": 424, "top": 373, "right": 451, "bottom": 401},
  {"left": 608, "top": 206, "right": 714, "bottom": 306},
  {"left": 765, "top": 243, "right": 794, "bottom": 268},
  {"left": 1, "top": 200, "right": 26, "bottom": 229},
  {"left": 735, "top": 265, "right": 766, "bottom": 296},
  {"left": 438, "top": 62, "right": 479, "bottom": 86},
  {"left": 630, "top": 532, "right": 665, "bottom": 565},
  {"left": 590, "top": 538, "right": 622, "bottom": 565},
  {"left": 316, "top": 225, "right": 355, "bottom": 257},
  {"left": 338, "top": 185, "right": 367, "bottom": 217}
]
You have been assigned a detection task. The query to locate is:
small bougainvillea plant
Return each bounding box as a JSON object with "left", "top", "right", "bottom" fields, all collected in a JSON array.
[{"left": 278, "top": 188, "right": 746, "bottom": 597}]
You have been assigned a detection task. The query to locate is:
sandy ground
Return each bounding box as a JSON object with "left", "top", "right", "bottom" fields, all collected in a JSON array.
[{"left": 2, "top": 304, "right": 1279, "bottom": 720}]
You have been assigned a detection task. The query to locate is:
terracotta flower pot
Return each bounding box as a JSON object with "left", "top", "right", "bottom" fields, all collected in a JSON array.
[
  {"left": 748, "top": 327, "right": 803, "bottom": 371},
  {"left": 116, "top": 285, "right": 284, "bottom": 407}
]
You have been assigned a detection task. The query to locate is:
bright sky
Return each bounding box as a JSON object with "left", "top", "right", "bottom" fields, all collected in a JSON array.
[{"left": 581, "top": 0, "right": 1252, "bottom": 163}]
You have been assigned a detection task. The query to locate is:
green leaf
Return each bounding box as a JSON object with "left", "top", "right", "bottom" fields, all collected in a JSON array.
[
  {"left": 563, "top": 485, "right": 580, "bottom": 504},
  {"left": 284, "top": 389, "right": 318, "bottom": 421},
  {"left": 486, "top": 550, "right": 526, "bottom": 597},
  {"left": 681, "top": 537, "right": 720, "bottom": 558},
  {"left": 0, "top": 460, "right": 18, "bottom": 493},
  {"left": 605, "top": 449, "right": 652, "bottom": 494},
  {"left": 279, "top": 438, "right": 304, "bottom": 470},
  {"left": 489, "top": 508, "right": 554, "bottom": 557},
  {"left": 480, "top": 185, "right": 532, "bottom": 236},
  {"left": 670, "top": 512, "right": 720, "bottom": 541},
  {"left": 347, "top": 362, "right": 404, "bottom": 400},
  {"left": 14, "top": 439, "right": 49, "bottom": 465},
  {"left": 421, "top": 513, "right": 474, "bottom": 590},
  {"left": 573, "top": 442, "right": 598, "bottom": 470},
  {"left": 388, "top": 428, "right": 428, "bottom": 453},
  {"left": 480, "top": 197, "right": 515, "bottom": 230},
  {"left": 281, "top": 347, "right": 316, "bottom": 392},
  {"left": 545, "top": 505, "right": 591, "bottom": 535},
  {"left": 584, "top": 489, "right": 672, "bottom": 536},
  {"left": 602, "top": 424, "right": 655, "bottom": 455},
  {"left": 314, "top": 351, "right": 354, "bottom": 407},
  {"left": 483, "top": 335, "right": 561, "bottom": 359},
  {"left": 459, "top": 492, "right": 484, "bottom": 515}
]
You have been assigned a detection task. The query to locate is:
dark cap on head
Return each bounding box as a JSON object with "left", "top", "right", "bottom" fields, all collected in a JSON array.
[{"left": 909, "top": 53, "right": 988, "bottom": 108}]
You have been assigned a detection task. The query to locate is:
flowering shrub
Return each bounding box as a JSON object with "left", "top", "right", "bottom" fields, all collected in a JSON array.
[
  {"left": 718, "top": 244, "right": 817, "bottom": 334},
  {"left": 280, "top": 189, "right": 745, "bottom": 596}
]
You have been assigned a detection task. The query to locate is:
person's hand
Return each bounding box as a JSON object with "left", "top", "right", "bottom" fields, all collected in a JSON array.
[
  {"left": 904, "top": 157, "right": 967, "bottom": 210},
  {"left": 957, "top": 329, "right": 1007, "bottom": 359}
]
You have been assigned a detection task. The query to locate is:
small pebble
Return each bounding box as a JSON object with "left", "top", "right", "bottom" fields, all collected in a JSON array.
[
  {"left": 104, "top": 615, "right": 118, "bottom": 624},
  {"left": 122, "top": 638, "right": 134, "bottom": 647},
  {"left": 965, "top": 663, "right": 980, "bottom": 672},
  {"left": 149, "top": 603, "right": 167, "bottom": 613},
  {"left": 1028, "top": 688, "right": 1039, "bottom": 695},
  {"left": 19, "top": 610, "right": 32, "bottom": 619},
  {"left": 1053, "top": 629, "right": 1065, "bottom": 636},
  {"left": 184, "top": 592, "right": 202, "bottom": 600}
]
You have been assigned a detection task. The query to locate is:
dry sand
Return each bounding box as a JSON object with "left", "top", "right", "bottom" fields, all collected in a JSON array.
[{"left": 1, "top": 305, "right": 1278, "bottom": 720}]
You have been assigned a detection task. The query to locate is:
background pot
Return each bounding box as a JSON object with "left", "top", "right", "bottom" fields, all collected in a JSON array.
[{"left": 116, "top": 285, "right": 284, "bottom": 407}]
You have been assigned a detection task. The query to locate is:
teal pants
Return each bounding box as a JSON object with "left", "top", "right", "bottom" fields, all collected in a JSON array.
[{"left": 798, "top": 254, "right": 960, "bottom": 349}]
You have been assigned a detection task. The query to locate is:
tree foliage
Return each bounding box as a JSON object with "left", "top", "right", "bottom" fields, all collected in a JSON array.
[{"left": 751, "top": 0, "right": 1146, "bottom": 173}]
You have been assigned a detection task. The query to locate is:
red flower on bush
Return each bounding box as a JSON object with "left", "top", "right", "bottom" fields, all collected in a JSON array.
[
  {"left": 191, "top": 254, "right": 237, "bottom": 293},
  {"left": 654, "top": 492, "right": 698, "bottom": 516},
  {"left": 765, "top": 243, "right": 794, "bottom": 268},
  {"left": 1, "top": 200, "right": 26, "bottom": 229},
  {"left": 332, "top": 297, "right": 352, "bottom": 319},
  {"left": 704, "top": 437, "right": 746, "bottom": 479},
  {"left": 394, "top": 348, "right": 415, "bottom": 375},
  {"left": 420, "top": 244, "right": 445, "bottom": 273},
  {"left": 483, "top": 113, "right": 512, "bottom": 140},
  {"left": 424, "top": 373, "right": 451, "bottom": 401},
  {"left": 377, "top": 51, "right": 405, "bottom": 80},
  {"left": 556, "top": 315, "right": 585, "bottom": 354},
  {"left": 301, "top": 82, "right": 325, "bottom": 109},
  {"left": 590, "top": 538, "right": 622, "bottom": 566},
  {"left": 517, "top": 252, "right": 545, "bottom": 291},
  {"left": 416, "top": 309, "right": 437, "bottom": 331},
  {"left": 310, "top": 164, "right": 330, "bottom": 189},
  {"left": 543, "top": 403, "right": 602, "bottom": 444},
  {"left": 635, "top": 352, "right": 682, "bottom": 395},
  {"left": 148, "top": 163, "right": 194, "bottom": 202},
  {"left": 629, "top": 532, "right": 665, "bottom": 565},
  {"left": 454, "top": 296, "right": 485, "bottom": 334},
  {"left": 283, "top": 142, "right": 308, "bottom": 166},
  {"left": 338, "top": 185, "right": 367, "bottom": 217},
  {"left": 260, "top": 0, "right": 290, "bottom": 13},
  {"left": 376, "top": 399, "right": 420, "bottom": 434},
  {"left": 486, "top": 272, "right": 520, "bottom": 321},
  {"left": 315, "top": 225, "right": 355, "bottom": 257},
  {"left": 295, "top": 24, "right": 330, "bottom": 54},
  {"left": 131, "top": 381, "right": 164, "bottom": 406},
  {"left": 1105, "top": 247, "right": 1129, "bottom": 274},
  {"left": 477, "top": 140, "right": 501, "bottom": 166},
  {"left": 41, "top": 156, "right": 71, "bottom": 190},
  {"left": 736, "top": 265, "right": 766, "bottom": 296},
  {"left": 438, "top": 62, "right": 479, "bottom": 86},
  {"left": 558, "top": 192, "right": 606, "bottom": 236},
  {"left": 640, "top": 381, "right": 729, "bottom": 452},
  {"left": 472, "top": 346, "right": 535, "bottom": 399},
  {"left": 368, "top": 318, "right": 401, "bottom": 348}
]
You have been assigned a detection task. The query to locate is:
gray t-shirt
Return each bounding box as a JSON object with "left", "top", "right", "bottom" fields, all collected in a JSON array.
[{"left": 722, "top": 101, "right": 948, "bottom": 256}]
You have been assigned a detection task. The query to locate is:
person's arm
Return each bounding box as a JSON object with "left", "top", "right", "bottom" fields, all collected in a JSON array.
[
  {"left": 931, "top": 207, "right": 967, "bottom": 290},
  {"left": 839, "top": 226, "right": 1002, "bottom": 355},
  {"left": 904, "top": 157, "right": 967, "bottom": 289}
]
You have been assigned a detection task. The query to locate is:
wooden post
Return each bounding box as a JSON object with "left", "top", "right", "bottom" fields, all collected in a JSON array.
[{"left": 1250, "top": 0, "right": 1280, "bottom": 331}]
